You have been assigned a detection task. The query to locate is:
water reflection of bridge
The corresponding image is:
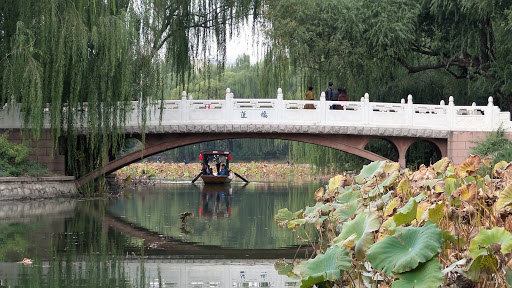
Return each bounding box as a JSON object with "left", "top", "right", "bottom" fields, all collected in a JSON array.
[
  {"left": 102, "top": 211, "right": 313, "bottom": 259},
  {"left": 0, "top": 259, "right": 298, "bottom": 287}
]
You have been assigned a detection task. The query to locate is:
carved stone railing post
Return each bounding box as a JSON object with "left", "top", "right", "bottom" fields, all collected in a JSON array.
[
  {"left": 181, "top": 91, "right": 188, "bottom": 122},
  {"left": 320, "top": 91, "right": 327, "bottom": 124},
  {"left": 362, "top": 93, "right": 370, "bottom": 125},
  {"left": 277, "top": 88, "right": 284, "bottom": 123},
  {"left": 485, "top": 96, "right": 495, "bottom": 130},
  {"left": 448, "top": 96, "right": 455, "bottom": 130},
  {"left": 406, "top": 94, "right": 413, "bottom": 127},
  {"left": 225, "top": 88, "right": 233, "bottom": 122}
]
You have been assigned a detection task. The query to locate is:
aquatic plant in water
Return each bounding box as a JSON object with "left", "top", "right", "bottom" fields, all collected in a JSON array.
[{"left": 274, "top": 155, "right": 512, "bottom": 287}]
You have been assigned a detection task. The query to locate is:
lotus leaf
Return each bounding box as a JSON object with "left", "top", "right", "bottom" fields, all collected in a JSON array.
[
  {"left": 328, "top": 174, "right": 352, "bottom": 194},
  {"left": 383, "top": 162, "right": 400, "bottom": 174},
  {"left": 433, "top": 157, "right": 450, "bottom": 175},
  {"left": 444, "top": 178, "right": 457, "bottom": 198},
  {"left": 380, "top": 171, "right": 400, "bottom": 189},
  {"left": 397, "top": 178, "right": 410, "bottom": 195},
  {"left": 393, "top": 198, "right": 417, "bottom": 226},
  {"left": 442, "top": 230, "right": 460, "bottom": 246},
  {"left": 493, "top": 160, "right": 510, "bottom": 177},
  {"left": 292, "top": 246, "right": 351, "bottom": 287},
  {"left": 332, "top": 200, "right": 361, "bottom": 222},
  {"left": 336, "top": 189, "right": 361, "bottom": 204},
  {"left": 274, "top": 259, "right": 297, "bottom": 278},
  {"left": 455, "top": 155, "right": 481, "bottom": 178},
  {"left": 469, "top": 227, "right": 512, "bottom": 258},
  {"left": 287, "top": 219, "right": 307, "bottom": 229},
  {"left": 427, "top": 202, "right": 445, "bottom": 224},
  {"left": 354, "top": 160, "right": 387, "bottom": 184},
  {"left": 314, "top": 187, "right": 325, "bottom": 202},
  {"left": 275, "top": 208, "right": 303, "bottom": 222},
  {"left": 385, "top": 198, "right": 399, "bottom": 217},
  {"left": 392, "top": 257, "right": 444, "bottom": 288},
  {"left": 332, "top": 211, "right": 380, "bottom": 259},
  {"left": 366, "top": 223, "right": 443, "bottom": 275},
  {"left": 416, "top": 202, "right": 429, "bottom": 222},
  {"left": 466, "top": 254, "right": 499, "bottom": 281},
  {"left": 496, "top": 185, "right": 512, "bottom": 211},
  {"left": 304, "top": 202, "right": 331, "bottom": 225},
  {"left": 453, "top": 183, "right": 477, "bottom": 202},
  {"left": 506, "top": 266, "right": 512, "bottom": 287}
]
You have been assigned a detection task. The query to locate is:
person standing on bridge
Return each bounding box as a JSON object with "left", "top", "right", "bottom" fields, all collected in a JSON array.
[
  {"left": 304, "top": 86, "right": 315, "bottom": 109},
  {"left": 336, "top": 87, "right": 349, "bottom": 110},
  {"left": 325, "top": 81, "right": 335, "bottom": 109}
]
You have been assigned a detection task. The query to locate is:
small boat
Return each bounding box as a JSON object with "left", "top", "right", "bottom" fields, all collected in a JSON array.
[{"left": 197, "top": 150, "right": 234, "bottom": 184}]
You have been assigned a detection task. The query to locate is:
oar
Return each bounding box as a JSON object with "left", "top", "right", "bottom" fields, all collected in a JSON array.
[
  {"left": 232, "top": 171, "right": 249, "bottom": 183},
  {"left": 191, "top": 172, "right": 202, "bottom": 183}
]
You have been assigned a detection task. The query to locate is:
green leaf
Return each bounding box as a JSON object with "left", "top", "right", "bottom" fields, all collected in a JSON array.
[
  {"left": 444, "top": 178, "right": 457, "bottom": 198},
  {"left": 274, "top": 260, "right": 297, "bottom": 278},
  {"left": 287, "top": 219, "right": 307, "bottom": 229},
  {"left": 304, "top": 203, "right": 331, "bottom": 225},
  {"left": 496, "top": 185, "right": 512, "bottom": 211},
  {"left": 332, "top": 211, "right": 380, "bottom": 259},
  {"left": 393, "top": 198, "right": 417, "bottom": 226},
  {"left": 332, "top": 200, "right": 361, "bottom": 222},
  {"left": 469, "top": 227, "right": 512, "bottom": 258},
  {"left": 466, "top": 254, "right": 499, "bottom": 281},
  {"left": 293, "top": 246, "right": 351, "bottom": 286},
  {"left": 354, "top": 160, "right": 387, "bottom": 184},
  {"left": 275, "top": 208, "right": 303, "bottom": 222},
  {"left": 392, "top": 257, "right": 444, "bottom": 288},
  {"left": 367, "top": 223, "right": 443, "bottom": 275},
  {"left": 335, "top": 189, "right": 362, "bottom": 204},
  {"left": 427, "top": 202, "right": 445, "bottom": 224}
]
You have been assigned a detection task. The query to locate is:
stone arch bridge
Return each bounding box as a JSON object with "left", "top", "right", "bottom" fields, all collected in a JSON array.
[{"left": 1, "top": 88, "right": 511, "bottom": 186}]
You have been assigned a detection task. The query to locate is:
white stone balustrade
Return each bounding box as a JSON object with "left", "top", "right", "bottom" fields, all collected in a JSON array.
[{"left": 1, "top": 89, "right": 511, "bottom": 134}]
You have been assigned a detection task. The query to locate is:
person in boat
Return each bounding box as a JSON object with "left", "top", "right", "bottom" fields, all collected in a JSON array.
[
  {"left": 202, "top": 164, "right": 213, "bottom": 175},
  {"left": 219, "top": 164, "right": 227, "bottom": 176},
  {"left": 213, "top": 155, "right": 222, "bottom": 174}
]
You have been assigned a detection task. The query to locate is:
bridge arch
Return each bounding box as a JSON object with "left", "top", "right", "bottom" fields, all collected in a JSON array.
[
  {"left": 405, "top": 139, "right": 443, "bottom": 168},
  {"left": 77, "top": 132, "right": 393, "bottom": 186}
]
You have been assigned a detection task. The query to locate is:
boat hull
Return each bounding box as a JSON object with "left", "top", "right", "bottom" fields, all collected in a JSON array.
[{"left": 200, "top": 175, "right": 232, "bottom": 184}]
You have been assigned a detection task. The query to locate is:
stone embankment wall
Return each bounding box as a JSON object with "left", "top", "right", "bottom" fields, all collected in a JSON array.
[{"left": 0, "top": 177, "right": 77, "bottom": 200}]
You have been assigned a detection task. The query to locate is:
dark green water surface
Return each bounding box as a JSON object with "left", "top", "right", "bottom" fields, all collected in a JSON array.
[{"left": 0, "top": 180, "right": 321, "bottom": 287}]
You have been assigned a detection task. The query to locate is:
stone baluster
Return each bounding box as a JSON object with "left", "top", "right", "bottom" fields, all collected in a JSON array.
[
  {"left": 362, "top": 93, "right": 370, "bottom": 125},
  {"left": 448, "top": 96, "right": 455, "bottom": 130},
  {"left": 406, "top": 94, "right": 413, "bottom": 127},
  {"left": 225, "top": 88, "right": 233, "bottom": 123},
  {"left": 485, "top": 96, "right": 495, "bottom": 130},
  {"left": 181, "top": 91, "right": 188, "bottom": 122},
  {"left": 277, "top": 88, "right": 284, "bottom": 123},
  {"left": 320, "top": 91, "right": 327, "bottom": 124}
]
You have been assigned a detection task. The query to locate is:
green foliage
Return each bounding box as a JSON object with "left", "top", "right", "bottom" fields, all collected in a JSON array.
[
  {"left": 0, "top": 132, "right": 52, "bottom": 177},
  {"left": 367, "top": 223, "right": 443, "bottom": 275},
  {"left": 274, "top": 156, "right": 512, "bottom": 286},
  {"left": 471, "top": 128, "right": 512, "bottom": 163},
  {"left": 292, "top": 246, "right": 351, "bottom": 287}
]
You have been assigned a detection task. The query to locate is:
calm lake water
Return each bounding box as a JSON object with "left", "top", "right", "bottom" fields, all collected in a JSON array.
[{"left": 0, "top": 180, "right": 322, "bottom": 287}]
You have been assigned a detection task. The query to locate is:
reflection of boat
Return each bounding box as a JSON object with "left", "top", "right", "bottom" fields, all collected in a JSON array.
[
  {"left": 198, "top": 184, "right": 232, "bottom": 218},
  {"left": 197, "top": 150, "right": 234, "bottom": 184}
]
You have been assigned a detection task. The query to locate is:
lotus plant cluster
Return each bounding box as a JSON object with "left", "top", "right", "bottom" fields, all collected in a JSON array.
[{"left": 274, "top": 155, "right": 512, "bottom": 287}]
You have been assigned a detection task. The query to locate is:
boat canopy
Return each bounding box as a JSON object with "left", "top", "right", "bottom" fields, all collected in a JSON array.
[{"left": 199, "top": 150, "right": 231, "bottom": 170}]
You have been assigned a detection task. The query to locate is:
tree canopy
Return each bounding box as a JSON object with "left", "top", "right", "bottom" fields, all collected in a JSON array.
[{"left": 262, "top": 0, "right": 512, "bottom": 108}]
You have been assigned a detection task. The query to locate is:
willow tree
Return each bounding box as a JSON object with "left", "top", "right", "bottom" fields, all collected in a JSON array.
[{"left": 0, "top": 0, "right": 262, "bottom": 178}]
